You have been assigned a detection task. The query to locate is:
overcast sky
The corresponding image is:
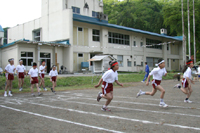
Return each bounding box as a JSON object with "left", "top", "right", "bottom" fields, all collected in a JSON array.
[{"left": 0, "top": 0, "right": 41, "bottom": 28}]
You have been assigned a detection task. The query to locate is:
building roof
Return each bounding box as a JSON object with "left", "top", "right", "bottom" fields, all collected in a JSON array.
[
  {"left": 73, "top": 14, "right": 183, "bottom": 41},
  {"left": 0, "top": 39, "right": 71, "bottom": 49},
  {"left": 88, "top": 55, "right": 116, "bottom": 62},
  {"left": 0, "top": 25, "right": 4, "bottom": 32}
]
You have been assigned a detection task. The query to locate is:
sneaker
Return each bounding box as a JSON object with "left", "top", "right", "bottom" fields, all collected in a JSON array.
[
  {"left": 51, "top": 88, "right": 53, "bottom": 92},
  {"left": 141, "top": 81, "right": 144, "bottom": 83},
  {"left": 8, "top": 93, "right": 13, "bottom": 97},
  {"left": 19, "top": 88, "right": 23, "bottom": 91},
  {"left": 101, "top": 106, "right": 111, "bottom": 112},
  {"left": 159, "top": 102, "right": 168, "bottom": 108},
  {"left": 39, "top": 87, "right": 41, "bottom": 91},
  {"left": 184, "top": 99, "right": 192, "bottom": 103},
  {"left": 31, "top": 93, "right": 35, "bottom": 97},
  {"left": 53, "top": 91, "right": 56, "bottom": 94},
  {"left": 136, "top": 90, "right": 142, "bottom": 98},
  {"left": 4, "top": 93, "right": 7, "bottom": 97},
  {"left": 38, "top": 92, "right": 43, "bottom": 96},
  {"left": 174, "top": 84, "right": 181, "bottom": 88},
  {"left": 97, "top": 92, "right": 102, "bottom": 102},
  {"left": 43, "top": 88, "right": 48, "bottom": 91}
]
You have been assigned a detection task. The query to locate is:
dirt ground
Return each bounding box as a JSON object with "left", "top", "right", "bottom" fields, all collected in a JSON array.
[{"left": 0, "top": 80, "right": 200, "bottom": 133}]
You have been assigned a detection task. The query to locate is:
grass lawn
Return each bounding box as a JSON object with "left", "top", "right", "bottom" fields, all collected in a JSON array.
[{"left": 0, "top": 73, "right": 176, "bottom": 94}]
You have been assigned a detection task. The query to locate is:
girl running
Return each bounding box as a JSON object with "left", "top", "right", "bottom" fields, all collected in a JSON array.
[
  {"left": 95, "top": 61, "right": 123, "bottom": 111},
  {"left": 4, "top": 58, "right": 15, "bottom": 97},
  {"left": 28, "top": 62, "right": 43, "bottom": 96},
  {"left": 16, "top": 59, "right": 27, "bottom": 91},
  {"left": 174, "top": 59, "right": 194, "bottom": 103},
  {"left": 39, "top": 61, "right": 47, "bottom": 91},
  {"left": 136, "top": 59, "right": 168, "bottom": 107},
  {"left": 49, "top": 65, "right": 58, "bottom": 94}
]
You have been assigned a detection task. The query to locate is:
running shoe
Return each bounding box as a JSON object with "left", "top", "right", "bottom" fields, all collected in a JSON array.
[
  {"left": 53, "top": 91, "right": 56, "bottom": 94},
  {"left": 97, "top": 92, "right": 102, "bottom": 102},
  {"left": 38, "top": 92, "right": 43, "bottom": 96},
  {"left": 43, "top": 88, "right": 48, "bottom": 91},
  {"left": 141, "top": 81, "right": 144, "bottom": 83},
  {"left": 8, "top": 93, "right": 13, "bottom": 97},
  {"left": 101, "top": 106, "right": 111, "bottom": 112},
  {"left": 4, "top": 93, "right": 7, "bottom": 97},
  {"left": 159, "top": 102, "right": 168, "bottom": 108},
  {"left": 136, "top": 90, "right": 142, "bottom": 98},
  {"left": 184, "top": 99, "right": 192, "bottom": 103},
  {"left": 174, "top": 84, "right": 181, "bottom": 88},
  {"left": 39, "top": 87, "right": 41, "bottom": 91},
  {"left": 51, "top": 88, "right": 53, "bottom": 92},
  {"left": 19, "top": 88, "right": 23, "bottom": 91},
  {"left": 31, "top": 93, "right": 35, "bottom": 97}
]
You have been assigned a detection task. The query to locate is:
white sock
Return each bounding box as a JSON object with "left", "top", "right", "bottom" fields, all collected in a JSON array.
[
  {"left": 103, "top": 105, "right": 106, "bottom": 108},
  {"left": 4, "top": 91, "right": 7, "bottom": 94},
  {"left": 140, "top": 91, "right": 146, "bottom": 95},
  {"left": 9, "top": 91, "right": 11, "bottom": 94},
  {"left": 100, "top": 94, "right": 103, "bottom": 97},
  {"left": 160, "top": 99, "right": 164, "bottom": 103}
]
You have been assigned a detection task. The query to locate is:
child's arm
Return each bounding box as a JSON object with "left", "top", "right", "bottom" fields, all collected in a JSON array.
[
  {"left": 115, "top": 80, "right": 123, "bottom": 87},
  {"left": 29, "top": 75, "right": 33, "bottom": 81},
  {"left": 95, "top": 78, "right": 103, "bottom": 88},
  {"left": 146, "top": 74, "right": 151, "bottom": 86}
]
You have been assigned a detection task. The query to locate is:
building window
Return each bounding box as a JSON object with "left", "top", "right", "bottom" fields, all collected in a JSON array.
[
  {"left": 40, "top": 53, "right": 51, "bottom": 58},
  {"left": 133, "top": 41, "right": 136, "bottom": 46},
  {"left": 21, "top": 52, "right": 33, "bottom": 66},
  {"left": 127, "top": 61, "right": 132, "bottom": 67},
  {"left": 108, "top": 32, "right": 130, "bottom": 45},
  {"left": 146, "top": 38, "right": 162, "bottom": 49},
  {"left": 78, "top": 53, "right": 83, "bottom": 57},
  {"left": 167, "top": 44, "right": 169, "bottom": 50},
  {"left": 117, "top": 55, "right": 123, "bottom": 67},
  {"left": 167, "top": 59, "right": 169, "bottom": 67},
  {"left": 78, "top": 27, "right": 83, "bottom": 31},
  {"left": 33, "top": 29, "right": 41, "bottom": 41},
  {"left": 93, "top": 29, "right": 100, "bottom": 42},
  {"left": 141, "top": 62, "right": 143, "bottom": 66},
  {"left": 92, "top": 11, "right": 99, "bottom": 18},
  {"left": 134, "top": 61, "right": 136, "bottom": 66},
  {"left": 146, "top": 57, "right": 160, "bottom": 67},
  {"left": 140, "top": 42, "right": 143, "bottom": 47},
  {"left": 72, "top": 6, "right": 80, "bottom": 14}
]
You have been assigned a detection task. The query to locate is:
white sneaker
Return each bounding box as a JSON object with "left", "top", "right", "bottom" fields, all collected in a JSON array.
[
  {"left": 174, "top": 84, "right": 181, "bottom": 88},
  {"left": 19, "top": 88, "right": 23, "bottom": 91},
  {"left": 141, "top": 81, "right": 144, "bottom": 83},
  {"left": 4, "top": 93, "right": 7, "bottom": 97},
  {"left": 184, "top": 99, "right": 192, "bottom": 103},
  {"left": 43, "top": 88, "right": 48, "bottom": 91},
  {"left": 8, "top": 93, "right": 13, "bottom": 97},
  {"left": 159, "top": 102, "right": 168, "bottom": 108},
  {"left": 136, "top": 90, "right": 142, "bottom": 98},
  {"left": 39, "top": 87, "right": 41, "bottom": 91}
]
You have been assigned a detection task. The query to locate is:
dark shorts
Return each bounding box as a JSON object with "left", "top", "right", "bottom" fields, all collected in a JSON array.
[
  {"left": 39, "top": 73, "right": 45, "bottom": 78},
  {"left": 102, "top": 81, "right": 113, "bottom": 94},
  {"left": 7, "top": 74, "right": 14, "bottom": 80},
  {"left": 18, "top": 72, "right": 24, "bottom": 79},
  {"left": 152, "top": 79, "right": 161, "bottom": 89},
  {"left": 31, "top": 77, "right": 39, "bottom": 84},
  {"left": 198, "top": 75, "right": 200, "bottom": 78},
  {"left": 182, "top": 78, "right": 188, "bottom": 88},
  {"left": 51, "top": 76, "right": 57, "bottom": 82}
]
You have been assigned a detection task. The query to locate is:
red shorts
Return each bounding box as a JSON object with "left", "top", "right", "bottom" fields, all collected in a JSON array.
[
  {"left": 7, "top": 74, "right": 14, "bottom": 80},
  {"left": 182, "top": 78, "right": 188, "bottom": 88},
  {"left": 18, "top": 72, "right": 24, "bottom": 79},
  {"left": 102, "top": 81, "right": 113, "bottom": 94},
  {"left": 51, "top": 76, "right": 57, "bottom": 82},
  {"left": 31, "top": 77, "right": 38, "bottom": 84},
  {"left": 152, "top": 79, "right": 161, "bottom": 89},
  {"left": 39, "top": 73, "right": 45, "bottom": 78}
]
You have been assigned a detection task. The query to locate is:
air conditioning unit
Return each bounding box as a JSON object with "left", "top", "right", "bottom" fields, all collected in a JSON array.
[{"left": 97, "top": 12, "right": 108, "bottom": 21}]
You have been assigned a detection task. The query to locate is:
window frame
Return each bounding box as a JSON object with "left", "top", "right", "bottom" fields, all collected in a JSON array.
[
  {"left": 92, "top": 29, "right": 100, "bottom": 42},
  {"left": 92, "top": 11, "right": 99, "bottom": 18},
  {"left": 117, "top": 55, "right": 123, "bottom": 67},
  {"left": 78, "top": 53, "right": 83, "bottom": 57},
  {"left": 21, "top": 52, "right": 34, "bottom": 66},
  {"left": 108, "top": 32, "right": 130, "bottom": 45},
  {"left": 72, "top": 6, "right": 80, "bottom": 14},
  {"left": 146, "top": 38, "right": 162, "bottom": 49},
  {"left": 127, "top": 61, "right": 132, "bottom": 67}
]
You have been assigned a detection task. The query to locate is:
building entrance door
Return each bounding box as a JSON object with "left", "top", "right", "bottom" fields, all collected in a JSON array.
[{"left": 40, "top": 53, "right": 51, "bottom": 73}]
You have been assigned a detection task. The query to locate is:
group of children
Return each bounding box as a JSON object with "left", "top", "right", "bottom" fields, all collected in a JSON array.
[
  {"left": 95, "top": 58, "right": 195, "bottom": 111},
  {"left": 4, "top": 58, "right": 58, "bottom": 97}
]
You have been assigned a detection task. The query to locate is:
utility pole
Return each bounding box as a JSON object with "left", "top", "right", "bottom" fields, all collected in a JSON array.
[
  {"left": 188, "top": 0, "right": 191, "bottom": 59},
  {"left": 193, "top": 0, "right": 196, "bottom": 63},
  {"left": 182, "top": 0, "right": 186, "bottom": 65}
]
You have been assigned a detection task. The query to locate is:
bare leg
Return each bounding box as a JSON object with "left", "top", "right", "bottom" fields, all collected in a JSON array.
[
  {"left": 155, "top": 85, "right": 165, "bottom": 99},
  {"left": 35, "top": 83, "right": 40, "bottom": 92},
  {"left": 5, "top": 80, "right": 10, "bottom": 91},
  {"left": 102, "top": 91, "right": 113, "bottom": 106},
  {"left": 145, "top": 88, "right": 157, "bottom": 96},
  {"left": 187, "top": 86, "right": 193, "bottom": 99},
  {"left": 21, "top": 78, "right": 24, "bottom": 88},
  {"left": 31, "top": 84, "right": 34, "bottom": 93},
  {"left": 18, "top": 78, "right": 21, "bottom": 88},
  {"left": 9, "top": 80, "right": 12, "bottom": 91}
]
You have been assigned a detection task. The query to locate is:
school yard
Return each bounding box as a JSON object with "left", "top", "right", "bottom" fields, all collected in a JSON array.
[{"left": 0, "top": 80, "right": 200, "bottom": 133}]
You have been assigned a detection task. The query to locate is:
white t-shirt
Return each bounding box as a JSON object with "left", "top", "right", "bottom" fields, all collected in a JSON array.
[
  {"left": 149, "top": 67, "right": 167, "bottom": 80},
  {"left": 16, "top": 65, "right": 26, "bottom": 73},
  {"left": 39, "top": 65, "right": 46, "bottom": 74},
  {"left": 102, "top": 69, "right": 118, "bottom": 83},
  {"left": 49, "top": 70, "right": 58, "bottom": 77},
  {"left": 5, "top": 64, "right": 15, "bottom": 74},
  {"left": 28, "top": 68, "right": 38, "bottom": 77},
  {"left": 198, "top": 67, "right": 200, "bottom": 75},
  {"left": 183, "top": 67, "right": 192, "bottom": 79}
]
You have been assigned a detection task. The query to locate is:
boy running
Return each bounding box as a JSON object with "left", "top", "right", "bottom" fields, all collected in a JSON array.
[
  {"left": 49, "top": 65, "right": 58, "bottom": 94},
  {"left": 16, "top": 59, "right": 26, "bottom": 91}
]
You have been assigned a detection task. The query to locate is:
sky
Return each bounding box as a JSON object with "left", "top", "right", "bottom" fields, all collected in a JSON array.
[{"left": 0, "top": 0, "right": 41, "bottom": 28}]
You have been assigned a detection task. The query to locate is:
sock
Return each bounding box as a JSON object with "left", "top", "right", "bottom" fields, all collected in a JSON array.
[
  {"left": 160, "top": 99, "right": 164, "bottom": 102},
  {"left": 4, "top": 91, "right": 7, "bottom": 94},
  {"left": 185, "top": 98, "right": 188, "bottom": 100},
  {"left": 9, "top": 91, "right": 11, "bottom": 94},
  {"left": 100, "top": 94, "right": 103, "bottom": 97},
  {"left": 140, "top": 91, "right": 146, "bottom": 95},
  {"left": 103, "top": 105, "right": 106, "bottom": 108}
]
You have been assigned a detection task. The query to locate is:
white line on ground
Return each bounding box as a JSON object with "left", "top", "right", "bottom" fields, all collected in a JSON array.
[
  {"left": 0, "top": 105, "right": 124, "bottom": 133},
  {"left": 8, "top": 100, "right": 200, "bottom": 131}
]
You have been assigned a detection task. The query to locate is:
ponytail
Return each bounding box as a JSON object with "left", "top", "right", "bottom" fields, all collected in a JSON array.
[{"left": 182, "top": 65, "right": 188, "bottom": 73}]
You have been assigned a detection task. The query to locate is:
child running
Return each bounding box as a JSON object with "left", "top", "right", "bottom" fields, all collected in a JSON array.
[
  {"left": 49, "top": 65, "right": 58, "bottom": 94},
  {"left": 16, "top": 59, "right": 27, "bottom": 91},
  {"left": 39, "top": 61, "right": 47, "bottom": 91},
  {"left": 4, "top": 58, "right": 15, "bottom": 97},
  {"left": 95, "top": 61, "right": 123, "bottom": 111},
  {"left": 136, "top": 59, "right": 168, "bottom": 107},
  {"left": 28, "top": 62, "right": 43, "bottom": 96},
  {"left": 174, "top": 59, "right": 194, "bottom": 103}
]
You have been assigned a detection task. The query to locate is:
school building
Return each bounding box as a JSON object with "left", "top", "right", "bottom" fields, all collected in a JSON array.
[{"left": 0, "top": 0, "right": 184, "bottom": 73}]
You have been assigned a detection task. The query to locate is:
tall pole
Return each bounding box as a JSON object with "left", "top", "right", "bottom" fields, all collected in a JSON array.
[
  {"left": 193, "top": 0, "right": 196, "bottom": 63},
  {"left": 188, "top": 0, "right": 191, "bottom": 59},
  {"left": 182, "top": 0, "right": 186, "bottom": 65}
]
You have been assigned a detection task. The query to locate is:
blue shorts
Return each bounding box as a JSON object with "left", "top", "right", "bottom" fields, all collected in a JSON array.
[{"left": 198, "top": 75, "right": 200, "bottom": 78}]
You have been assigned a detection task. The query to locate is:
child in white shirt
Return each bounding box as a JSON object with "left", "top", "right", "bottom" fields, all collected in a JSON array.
[
  {"left": 16, "top": 59, "right": 27, "bottom": 91},
  {"left": 49, "top": 65, "right": 58, "bottom": 94},
  {"left": 39, "top": 61, "right": 47, "bottom": 91}
]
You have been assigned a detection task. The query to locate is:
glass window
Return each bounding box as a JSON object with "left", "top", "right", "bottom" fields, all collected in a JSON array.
[
  {"left": 141, "top": 62, "right": 143, "bottom": 66},
  {"left": 133, "top": 41, "right": 136, "bottom": 46},
  {"left": 40, "top": 53, "right": 51, "bottom": 58},
  {"left": 146, "top": 57, "right": 160, "bottom": 67},
  {"left": 72, "top": 6, "right": 80, "bottom": 14},
  {"left": 92, "top": 11, "right": 99, "bottom": 18},
  {"left": 21, "top": 52, "right": 34, "bottom": 66},
  {"left": 93, "top": 29, "right": 100, "bottom": 42},
  {"left": 78, "top": 27, "right": 83, "bottom": 31},
  {"left": 167, "top": 44, "right": 169, "bottom": 50},
  {"left": 134, "top": 61, "right": 136, "bottom": 66},
  {"left": 33, "top": 29, "right": 41, "bottom": 41},
  {"left": 28, "top": 59, "right": 33, "bottom": 66},
  {"left": 117, "top": 55, "right": 123, "bottom": 67},
  {"left": 108, "top": 32, "right": 130, "bottom": 45},
  {"left": 140, "top": 42, "right": 143, "bottom": 47},
  {"left": 127, "top": 61, "right": 132, "bottom": 67},
  {"left": 146, "top": 38, "right": 162, "bottom": 49},
  {"left": 78, "top": 53, "right": 83, "bottom": 57}
]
